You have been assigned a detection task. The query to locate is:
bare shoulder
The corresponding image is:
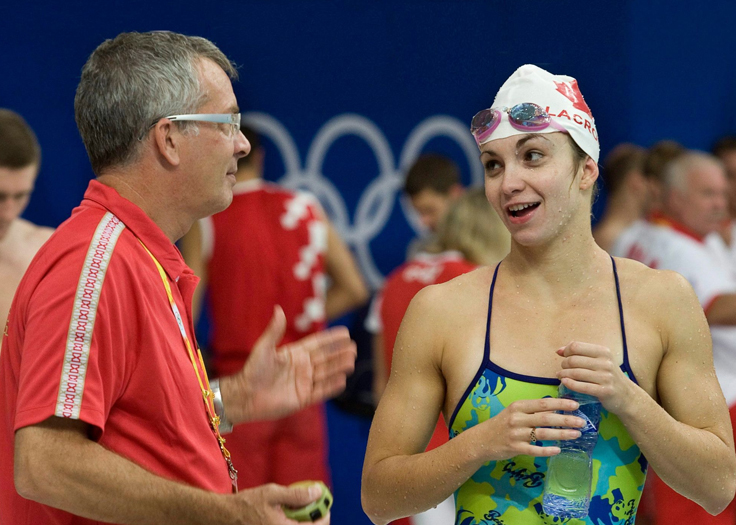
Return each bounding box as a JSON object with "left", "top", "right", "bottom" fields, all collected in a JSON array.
[
  {"left": 17, "top": 218, "right": 54, "bottom": 248},
  {"left": 31, "top": 224, "right": 54, "bottom": 246},
  {"left": 409, "top": 266, "right": 492, "bottom": 318},
  {"left": 613, "top": 256, "right": 702, "bottom": 322},
  {"left": 398, "top": 266, "right": 492, "bottom": 357}
]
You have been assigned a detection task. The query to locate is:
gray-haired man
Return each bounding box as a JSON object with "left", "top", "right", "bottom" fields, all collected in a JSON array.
[{"left": 1, "top": 31, "right": 355, "bottom": 525}]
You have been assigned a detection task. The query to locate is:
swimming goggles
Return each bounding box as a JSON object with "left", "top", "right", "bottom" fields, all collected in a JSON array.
[{"left": 470, "top": 103, "right": 566, "bottom": 145}]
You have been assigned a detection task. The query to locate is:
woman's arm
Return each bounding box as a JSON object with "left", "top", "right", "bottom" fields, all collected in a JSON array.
[
  {"left": 361, "top": 285, "right": 584, "bottom": 524},
  {"left": 557, "top": 270, "right": 736, "bottom": 515}
]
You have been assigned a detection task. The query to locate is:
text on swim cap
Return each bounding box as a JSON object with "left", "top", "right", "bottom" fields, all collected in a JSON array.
[{"left": 544, "top": 107, "right": 598, "bottom": 142}]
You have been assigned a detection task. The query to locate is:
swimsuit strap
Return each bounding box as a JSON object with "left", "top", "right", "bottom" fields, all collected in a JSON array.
[{"left": 483, "top": 262, "right": 502, "bottom": 363}]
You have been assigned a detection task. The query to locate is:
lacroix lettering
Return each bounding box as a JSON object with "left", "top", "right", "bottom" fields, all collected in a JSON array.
[
  {"left": 55, "top": 212, "right": 125, "bottom": 419},
  {"left": 545, "top": 106, "right": 598, "bottom": 143}
]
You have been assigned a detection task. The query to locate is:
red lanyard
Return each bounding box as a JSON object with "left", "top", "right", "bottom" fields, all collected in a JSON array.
[{"left": 140, "top": 241, "right": 238, "bottom": 493}]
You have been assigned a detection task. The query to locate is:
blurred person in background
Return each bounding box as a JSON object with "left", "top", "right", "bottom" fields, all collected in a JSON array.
[
  {"left": 712, "top": 135, "right": 736, "bottom": 260},
  {"left": 611, "top": 140, "right": 685, "bottom": 259},
  {"left": 366, "top": 187, "right": 510, "bottom": 525},
  {"left": 613, "top": 150, "right": 736, "bottom": 524},
  {"left": 592, "top": 143, "right": 647, "bottom": 252},
  {"left": 180, "top": 123, "right": 368, "bottom": 490},
  {"left": 403, "top": 153, "right": 465, "bottom": 258},
  {"left": 0, "top": 109, "right": 54, "bottom": 329}
]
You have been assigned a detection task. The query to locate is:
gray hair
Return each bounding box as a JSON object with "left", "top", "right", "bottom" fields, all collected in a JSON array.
[
  {"left": 74, "top": 31, "right": 238, "bottom": 175},
  {"left": 662, "top": 151, "right": 723, "bottom": 194}
]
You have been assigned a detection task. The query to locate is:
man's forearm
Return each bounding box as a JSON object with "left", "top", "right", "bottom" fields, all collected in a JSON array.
[{"left": 15, "top": 421, "right": 239, "bottom": 525}]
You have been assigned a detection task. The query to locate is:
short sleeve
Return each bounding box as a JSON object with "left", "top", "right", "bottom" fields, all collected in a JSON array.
[{"left": 14, "top": 223, "right": 134, "bottom": 437}]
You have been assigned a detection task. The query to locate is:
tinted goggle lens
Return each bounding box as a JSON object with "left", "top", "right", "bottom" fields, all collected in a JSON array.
[
  {"left": 470, "top": 109, "right": 497, "bottom": 135},
  {"left": 508, "top": 103, "right": 550, "bottom": 129},
  {"left": 470, "top": 103, "right": 554, "bottom": 143}
]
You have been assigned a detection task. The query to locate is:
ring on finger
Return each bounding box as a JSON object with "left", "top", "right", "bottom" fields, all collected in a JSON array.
[{"left": 529, "top": 427, "right": 537, "bottom": 444}]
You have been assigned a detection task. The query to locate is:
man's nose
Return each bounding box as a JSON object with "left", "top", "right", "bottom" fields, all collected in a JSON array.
[{"left": 235, "top": 131, "right": 250, "bottom": 159}]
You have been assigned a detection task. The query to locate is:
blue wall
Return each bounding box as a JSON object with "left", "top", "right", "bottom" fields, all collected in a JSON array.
[{"left": 3, "top": 2, "right": 735, "bottom": 522}]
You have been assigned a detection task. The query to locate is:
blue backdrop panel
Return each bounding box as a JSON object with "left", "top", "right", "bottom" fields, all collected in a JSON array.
[{"left": 3, "top": 1, "right": 637, "bottom": 289}]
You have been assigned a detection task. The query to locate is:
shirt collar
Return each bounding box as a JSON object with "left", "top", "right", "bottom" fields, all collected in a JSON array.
[
  {"left": 649, "top": 212, "right": 705, "bottom": 243},
  {"left": 412, "top": 250, "right": 465, "bottom": 263},
  {"left": 82, "top": 179, "right": 191, "bottom": 281}
]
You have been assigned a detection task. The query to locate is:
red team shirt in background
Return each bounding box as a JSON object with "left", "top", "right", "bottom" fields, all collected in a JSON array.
[
  {"left": 377, "top": 252, "right": 477, "bottom": 375},
  {"left": 0, "top": 181, "right": 231, "bottom": 524},
  {"left": 200, "top": 179, "right": 330, "bottom": 487}
]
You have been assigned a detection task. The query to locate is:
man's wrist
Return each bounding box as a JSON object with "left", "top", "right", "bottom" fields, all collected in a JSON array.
[
  {"left": 210, "top": 378, "right": 234, "bottom": 434},
  {"left": 216, "top": 375, "right": 252, "bottom": 427}
]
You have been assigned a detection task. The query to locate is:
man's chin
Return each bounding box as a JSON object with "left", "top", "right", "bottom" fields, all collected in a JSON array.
[{"left": 213, "top": 190, "right": 234, "bottom": 215}]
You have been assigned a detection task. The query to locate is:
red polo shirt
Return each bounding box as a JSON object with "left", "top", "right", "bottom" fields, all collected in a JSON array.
[{"left": 0, "top": 180, "right": 232, "bottom": 524}]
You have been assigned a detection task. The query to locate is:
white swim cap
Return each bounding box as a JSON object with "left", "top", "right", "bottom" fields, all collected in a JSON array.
[{"left": 478, "top": 64, "right": 599, "bottom": 163}]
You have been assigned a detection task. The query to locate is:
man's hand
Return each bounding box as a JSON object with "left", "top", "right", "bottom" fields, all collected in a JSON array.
[
  {"left": 222, "top": 306, "right": 357, "bottom": 423},
  {"left": 233, "top": 483, "right": 330, "bottom": 525}
]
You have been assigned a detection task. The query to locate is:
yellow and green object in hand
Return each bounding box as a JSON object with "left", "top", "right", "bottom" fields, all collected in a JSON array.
[{"left": 283, "top": 481, "right": 333, "bottom": 522}]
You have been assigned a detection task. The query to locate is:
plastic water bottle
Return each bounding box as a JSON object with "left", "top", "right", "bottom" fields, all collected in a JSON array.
[{"left": 542, "top": 384, "right": 601, "bottom": 519}]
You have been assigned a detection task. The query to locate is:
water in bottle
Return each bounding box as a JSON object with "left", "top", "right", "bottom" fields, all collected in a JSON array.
[{"left": 542, "top": 384, "right": 601, "bottom": 519}]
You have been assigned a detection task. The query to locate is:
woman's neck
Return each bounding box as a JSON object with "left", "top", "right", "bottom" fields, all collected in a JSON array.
[{"left": 503, "top": 218, "right": 608, "bottom": 292}]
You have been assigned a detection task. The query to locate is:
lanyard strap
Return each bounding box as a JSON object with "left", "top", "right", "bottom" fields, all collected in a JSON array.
[{"left": 139, "top": 241, "right": 238, "bottom": 492}]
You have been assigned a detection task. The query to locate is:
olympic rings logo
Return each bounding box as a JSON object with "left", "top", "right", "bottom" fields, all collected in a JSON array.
[{"left": 243, "top": 112, "right": 482, "bottom": 289}]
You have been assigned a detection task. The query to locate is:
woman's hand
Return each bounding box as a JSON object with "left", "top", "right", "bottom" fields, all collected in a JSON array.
[
  {"left": 483, "top": 397, "right": 585, "bottom": 460},
  {"left": 556, "top": 341, "right": 634, "bottom": 414}
]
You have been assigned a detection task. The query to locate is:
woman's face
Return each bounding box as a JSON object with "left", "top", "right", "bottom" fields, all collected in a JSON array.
[{"left": 480, "top": 132, "right": 596, "bottom": 247}]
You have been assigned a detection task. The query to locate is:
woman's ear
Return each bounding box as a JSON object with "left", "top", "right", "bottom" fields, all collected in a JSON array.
[{"left": 579, "top": 157, "right": 599, "bottom": 191}]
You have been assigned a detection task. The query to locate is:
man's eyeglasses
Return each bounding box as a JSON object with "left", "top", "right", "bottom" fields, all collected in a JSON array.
[
  {"left": 165, "top": 113, "right": 241, "bottom": 138},
  {"left": 140, "top": 113, "right": 241, "bottom": 140}
]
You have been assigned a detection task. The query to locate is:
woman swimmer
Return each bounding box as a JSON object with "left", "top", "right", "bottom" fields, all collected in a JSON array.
[{"left": 361, "top": 64, "right": 736, "bottom": 525}]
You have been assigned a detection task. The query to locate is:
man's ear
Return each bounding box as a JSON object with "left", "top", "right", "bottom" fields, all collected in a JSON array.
[
  {"left": 152, "top": 119, "right": 182, "bottom": 167},
  {"left": 579, "top": 157, "right": 599, "bottom": 191}
]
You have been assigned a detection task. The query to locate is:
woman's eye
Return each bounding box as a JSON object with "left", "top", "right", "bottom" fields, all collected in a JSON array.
[
  {"left": 525, "top": 151, "right": 543, "bottom": 162},
  {"left": 484, "top": 159, "right": 501, "bottom": 172}
]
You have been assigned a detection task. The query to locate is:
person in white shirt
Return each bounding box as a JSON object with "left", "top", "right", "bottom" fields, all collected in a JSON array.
[
  {"left": 592, "top": 143, "right": 647, "bottom": 253},
  {"left": 612, "top": 150, "right": 736, "bottom": 523}
]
